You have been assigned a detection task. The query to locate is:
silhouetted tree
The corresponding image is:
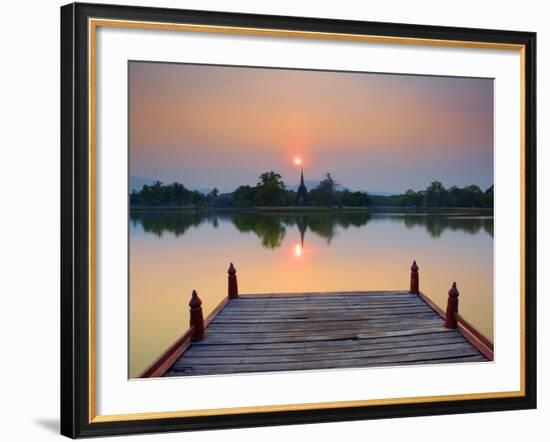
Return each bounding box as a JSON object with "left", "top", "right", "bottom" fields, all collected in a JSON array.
[
  {"left": 255, "top": 171, "right": 286, "bottom": 206},
  {"left": 338, "top": 189, "right": 372, "bottom": 207},
  {"left": 232, "top": 185, "right": 257, "bottom": 207},
  {"left": 309, "top": 173, "right": 339, "bottom": 206},
  {"left": 425, "top": 181, "right": 448, "bottom": 207},
  {"left": 400, "top": 189, "right": 422, "bottom": 207}
]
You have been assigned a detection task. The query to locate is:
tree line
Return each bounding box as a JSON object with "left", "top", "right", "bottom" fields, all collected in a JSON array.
[
  {"left": 130, "top": 171, "right": 372, "bottom": 208},
  {"left": 130, "top": 181, "right": 219, "bottom": 207},
  {"left": 371, "top": 181, "right": 493, "bottom": 208},
  {"left": 130, "top": 175, "right": 492, "bottom": 209},
  {"left": 233, "top": 172, "right": 371, "bottom": 207}
]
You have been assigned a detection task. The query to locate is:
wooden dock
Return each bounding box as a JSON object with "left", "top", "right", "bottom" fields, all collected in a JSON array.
[{"left": 139, "top": 262, "right": 493, "bottom": 378}]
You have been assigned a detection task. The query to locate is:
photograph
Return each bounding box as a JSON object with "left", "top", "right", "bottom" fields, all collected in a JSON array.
[{"left": 129, "top": 61, "right": 495, "bottom": 379}]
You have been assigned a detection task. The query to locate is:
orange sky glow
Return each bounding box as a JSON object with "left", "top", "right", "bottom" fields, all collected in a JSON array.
[{"left": 129, "top": 62, "right": 493, "bottom": 193}]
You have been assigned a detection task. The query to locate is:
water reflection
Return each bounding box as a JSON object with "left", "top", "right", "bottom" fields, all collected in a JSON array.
[
  {"left": 130, "top": 209, "right": 493, "bottom": 248},
  {"left": 381, "top": 214, "right": 494, "bottom": 238},
  {"left": 232, "top": 212, "right": 287, "bottom": 249}
]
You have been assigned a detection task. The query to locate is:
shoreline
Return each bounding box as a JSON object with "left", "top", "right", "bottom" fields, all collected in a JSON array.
[{"left": 129, "top": 205, "right": 493, "bottom": 215}]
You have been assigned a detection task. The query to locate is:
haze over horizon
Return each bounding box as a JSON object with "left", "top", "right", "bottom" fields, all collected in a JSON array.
[{"left": 129, "top": 62, "right": 493, "bottom": 194}]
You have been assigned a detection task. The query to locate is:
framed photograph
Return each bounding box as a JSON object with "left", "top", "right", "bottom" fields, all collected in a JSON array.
[{"left": 60, "top": 2, "right": 537, "bottom": 438}]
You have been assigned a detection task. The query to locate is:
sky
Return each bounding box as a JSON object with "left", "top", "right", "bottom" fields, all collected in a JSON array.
[{"left": 129, "top": 61, "right": 493, "bottom": 194}]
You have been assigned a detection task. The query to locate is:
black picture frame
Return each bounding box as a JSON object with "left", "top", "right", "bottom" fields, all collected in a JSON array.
[{"left": 61, "top": 2, "right": 537, "bottom": 438}]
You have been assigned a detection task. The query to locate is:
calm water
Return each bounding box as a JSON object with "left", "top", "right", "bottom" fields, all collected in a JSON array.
[{"left": 129, "top": 209, "right": 493, "bottom": 377}]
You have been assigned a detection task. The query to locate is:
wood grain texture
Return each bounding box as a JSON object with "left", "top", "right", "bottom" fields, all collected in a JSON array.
[{"left": 164, "top": 291, "right": 488, "bottom": 377}]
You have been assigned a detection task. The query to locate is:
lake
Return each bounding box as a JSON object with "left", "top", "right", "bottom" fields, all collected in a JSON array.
[{"left": 129, "top": 209, "right": 493, "bottom": 378}]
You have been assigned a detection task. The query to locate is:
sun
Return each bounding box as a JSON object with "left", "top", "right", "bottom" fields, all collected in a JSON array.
[{"left": 293, "top": 157, "right": 302, "bottom": 166}]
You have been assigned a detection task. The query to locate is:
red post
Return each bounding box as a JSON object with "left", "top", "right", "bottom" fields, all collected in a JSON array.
[
  {"left": 410, "top": 260, "right": 419, "bottom": 294},
  {"left": 189, "top": 290, "right": 205, "bottom": 341},
  {"left": 444, "top": 282, "right": 460, "bottom": 329},
  {"left": 228, "top": 263, "right": 239, "bottom": 299}
]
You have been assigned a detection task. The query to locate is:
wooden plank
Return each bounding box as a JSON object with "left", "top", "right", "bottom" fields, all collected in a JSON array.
[
  {"left": 208, "top": 317, "right": 444, "bottom": 332},
  {"left": 214, "top": 310, "right": 438, "bottom": 321},
  {"left": 193, "top": 325, "right": 452, "bottom": 345},
  {"left": 203, "top": 320, "right": 446, "bottom": 339},
  {"left": 224, "top": 299, "right": 432, "bottom": 310},
  {"left": 234, "top": 294, "right": 420, "bottom": 301},
  {"left": 173, "top": 342, "right": 476, "bottom": 366},
  {"left": 222, "top": 299, "right": 427, "bottom": 307},
  {"left": 236, "top": 292, "right": 415, "bottom": 299},
  {"left": 232, "top": 296, "right": 418, "bottom": 305},
  {"left": 219, "top": 304, "right": 428, "bottom": 313},
  {"left": 214, "top": 310, "right": 439, "bottom": 324},
  {"left": 212, "top": 313, "right": 439, "bottom": 325},
  {"left": 217, "top": 306, "right": 433, "bottom": 316},
  {"left": 217, "top": 307, "right": 435, "bottom": 316},
  {"left": 220, "top": 308, "right": 429, "bottom": 315},
  {"left": 221, "top": 307, "right": 435, "bottom": 317},
  {"left": 206, "top": 317, "right": 442, "bottom": 333},
  {"left": 238, "top": 291, "right": 411, "bottom": 299},
  {"left": 356, "top": 326, "right": 451, "bottom": 339},
  {"left": 378, "top": 354, "right": 488, "bottom": 366},
  {"left": 243, "top": 301, "right": 424, "bottom": 307},
  {"left": 169, "top": 347, "right": 484, "bottom": 375},
  {"left": 164, "top": 354, "right": 487, "bottom": 376},
  {"left": 186, "top": 332, "right": 463, "bottom": 353},
  {"left": 215, "top": 310, "right": 436, "bottom": 321},
  {"left": 192, "top": 326, "right": 455, "bottom": 345},
  {"left": 183, "top": 334, "right": 465, "bottom": 358},
  {"left": 223, "top": 304, "right": 427, "bottom": 313}
]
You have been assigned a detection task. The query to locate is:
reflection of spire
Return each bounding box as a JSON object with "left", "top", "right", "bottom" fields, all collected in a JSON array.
[{"left": 297, "top": 216, "right": 307, "bottom": 248}]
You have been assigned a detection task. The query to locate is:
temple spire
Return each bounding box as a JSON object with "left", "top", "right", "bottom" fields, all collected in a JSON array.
[{"left": 296, "top": 168, "right": 308, "bottom": 205}]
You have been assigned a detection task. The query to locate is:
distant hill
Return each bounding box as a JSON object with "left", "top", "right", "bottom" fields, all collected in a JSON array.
[
  {"left": 196, "top": 188, "right": 215, "bottom": 195},
  {"left": 367, "top": 191, "right": 396, "bottom": 196}
]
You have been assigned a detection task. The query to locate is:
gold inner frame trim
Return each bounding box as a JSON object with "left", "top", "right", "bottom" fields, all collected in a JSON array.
[{"left": 88, "top": 17, "right": 527, "bottom": 424}]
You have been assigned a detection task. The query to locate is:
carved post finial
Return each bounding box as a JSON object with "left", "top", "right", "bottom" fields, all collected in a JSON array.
[
  {"left": 444, "top": 282, "right": 460, "bottom": 329},
  {"left": 189, "top": 290, "right": 205, "bottom": 341},
  {"left": 410, "top": 260, "right": 419, "bottom": 294},
  {"left": 228, "top": 263, "right": 239, "bottom": 299}
]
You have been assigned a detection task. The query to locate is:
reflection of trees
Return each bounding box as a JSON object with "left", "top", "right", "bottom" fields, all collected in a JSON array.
[
  {"left": 278, "top": 212, "right": 372, "bottom": 245},
  {"left": 387, "top": 214, "right": 494, "bottom": 238},
  {"left": 130, "top": 211, "right": 220, "bottom": 237},
  {"left": 305, "top": 216, "right": 338, "bottom": 244},
  {"left": 130, "top": 210, "right": 493, "bottom": 248},
  {"left": 229, "top": 212, "right": 372, "bottom": 248},
  {"left": 231, "top": 213, "right": 286, "bottom": 249},
  {"left": 483, "top": 218, "right": 494, "bottom": 237}
]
